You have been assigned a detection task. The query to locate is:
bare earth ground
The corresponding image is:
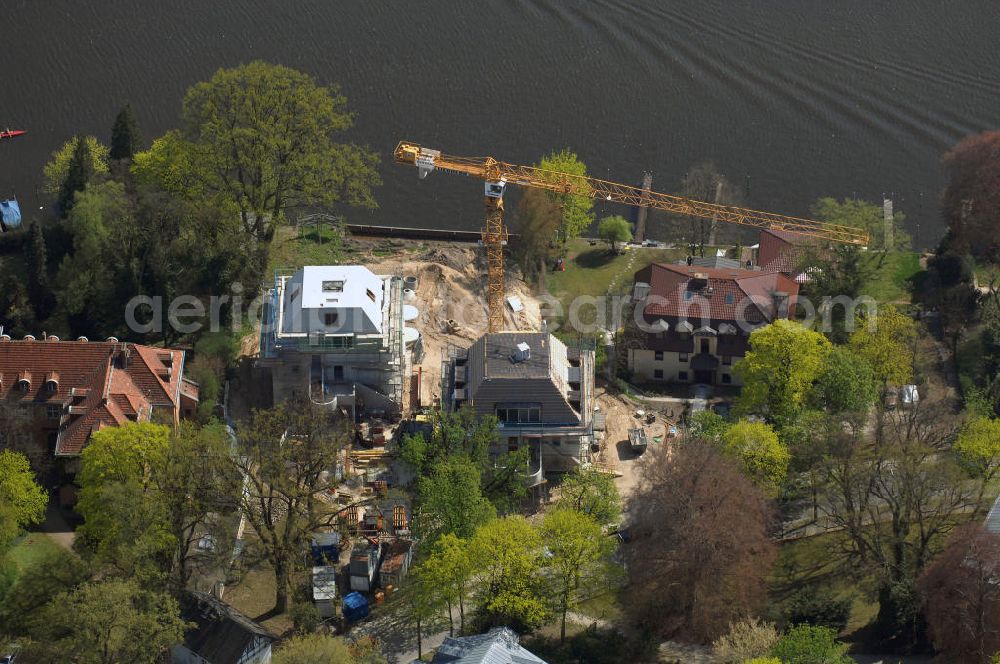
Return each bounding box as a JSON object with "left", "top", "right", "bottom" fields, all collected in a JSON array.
[{"left": 365, "top": 245, "right": 542, "bottom": 408}]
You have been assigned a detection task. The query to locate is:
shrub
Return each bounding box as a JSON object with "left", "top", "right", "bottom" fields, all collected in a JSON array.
[
  {"left": 770, "top": 625, "right": 851, "bottom": 664},
  {"left": 784, "top": 588, "right": 852, "bottom": 633},
  {"left": 712, "top": 617, "right": 780, "bottom": 663}
]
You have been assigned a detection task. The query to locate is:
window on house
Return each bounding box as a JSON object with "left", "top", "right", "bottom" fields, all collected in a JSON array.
[
  {"left": 725, "top": 293, "right": 735, "bottom": 304},
  {"left": 654, "top": 369, "right": 663, "bottom": 379},
  {"left": 723, "top": 355, "right": 732, "bottom": 365},
  {"left": 654, "top": 351, "right": 663, "bottom": 361},
  {"left": 46, "top": 404, "right": 61, "bottom": 420},
  {"left": 322, "top": 281, "right": 344, "bottom": 292},
  {"left": 46, "top": 381, "right": 57, "bottom": 393},
  {"left": 679, "top": 353, "right": 688, "bottom": 362},
  {"left": 678, "top": 371, "right": 689, "bottom": 381},
  {"left": 700, "top": 339, "right": 710, "bottom": 354},
  {"left": 324, "top": 312, "right": 339, "bottom": 326},
  {"left": 496, "top": 404, "right": 542, "bottom": 424},
  {"left": 722, "top": 373, "right": 732, "bottom": 384},
  {"left": 366, "top": 289, "right": 376, "bottom": 303},
  {"left": 19, "top": 381, "right": 29, "bottom": 393},
  {"left": 684, "top": 291, "right": 693, "bottom": 301}
]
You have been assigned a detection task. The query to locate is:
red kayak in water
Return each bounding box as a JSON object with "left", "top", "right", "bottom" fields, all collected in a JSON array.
[{"left": 0, "top": 128, "right": 26, "bottom": 140}]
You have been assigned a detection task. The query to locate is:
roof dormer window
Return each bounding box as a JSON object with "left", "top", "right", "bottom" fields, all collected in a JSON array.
[
  {"left": 46, "top": 371, "right": 59, "bottom": 393},
  {"left": 322, "top": 280, "right": 344, "bottom": 293},
  {"left": 17, "top": 371, "right": 30, "bottom": 393}
]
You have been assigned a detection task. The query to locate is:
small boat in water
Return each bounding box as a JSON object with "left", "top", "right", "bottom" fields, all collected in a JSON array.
[{"left": 0, "top": 128, "right": 26, "bottom": 141}]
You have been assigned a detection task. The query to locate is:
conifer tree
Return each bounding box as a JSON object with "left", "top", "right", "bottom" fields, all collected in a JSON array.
[
  {"left": 24, "top": 222, "right": 50, "bottom": 319},
  {"left": 57, "top": 135, "right": 95, "bottom": 215},
  {"left": 110, "top": 104, "right": 140, "bottom": 160}
]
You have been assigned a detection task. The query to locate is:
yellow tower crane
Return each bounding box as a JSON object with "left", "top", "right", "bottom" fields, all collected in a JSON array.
[{"left": 395, "top": 141, "right": 869, "bottom": 333}]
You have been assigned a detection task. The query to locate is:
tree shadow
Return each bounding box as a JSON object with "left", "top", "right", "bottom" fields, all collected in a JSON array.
[{"left": 575, "top": 249, "right": 617, "bottom": 269}]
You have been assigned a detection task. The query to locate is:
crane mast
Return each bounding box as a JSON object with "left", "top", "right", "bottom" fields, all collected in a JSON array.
[{"left": 395, "top": 141, "right": 869, "bottom": 332}]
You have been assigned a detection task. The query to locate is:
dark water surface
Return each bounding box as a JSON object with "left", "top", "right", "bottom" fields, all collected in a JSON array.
[{"left": 3, "top": 1, "right": 999, "bottom": 246}]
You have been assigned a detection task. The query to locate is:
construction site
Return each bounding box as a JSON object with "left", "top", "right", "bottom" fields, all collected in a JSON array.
[{"left": 242, "top": 140, "right": 874, "bottom": 504}]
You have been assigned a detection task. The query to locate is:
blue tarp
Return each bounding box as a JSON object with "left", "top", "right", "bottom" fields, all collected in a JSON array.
[
  {"left": 0, "top": 199, "right": 21, "bottom": 231},
  {"left": 342, "top": 591, "right": 369, "bottom": 622},
  {"left": 310, "top": 532, "right": 340, "bottom": 565}
]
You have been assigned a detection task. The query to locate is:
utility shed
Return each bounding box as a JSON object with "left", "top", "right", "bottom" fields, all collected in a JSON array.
[
  {"left": 312, "top": 566, "right": 338, "bottom": 618},
  {"left": 349, "top": 543, "right": 381, "bottom": 592},
  {"left": 379, "top": 539, "right": 413, "bottom": 589}
]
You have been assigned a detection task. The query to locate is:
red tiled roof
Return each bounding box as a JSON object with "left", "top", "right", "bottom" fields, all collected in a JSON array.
[
  {"left": 0, "top": 338, "right": 194, "bottom": 456},
  {"left": 635, "top": 263, "right": 799, "bottom": 324},
  {"left": 757, "top": 228, "right": 824, "bottom": 276}
]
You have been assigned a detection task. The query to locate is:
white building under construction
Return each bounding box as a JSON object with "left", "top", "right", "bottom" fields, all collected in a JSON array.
[{"left": 259, "top": 265, "right": 405, "bottom": 420}]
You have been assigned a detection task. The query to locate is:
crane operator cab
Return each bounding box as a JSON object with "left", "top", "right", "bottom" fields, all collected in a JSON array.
[{"left": 485, "top": 178, "right": 507, "bottom": 200}]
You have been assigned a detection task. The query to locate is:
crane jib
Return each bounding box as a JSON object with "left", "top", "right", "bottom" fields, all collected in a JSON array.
[{"left": 394, "top": 141, "right": 869, "bottom": 246}]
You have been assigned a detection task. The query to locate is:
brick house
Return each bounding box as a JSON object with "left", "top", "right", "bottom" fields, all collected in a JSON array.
[
  {"left": 756, "top": 228, "right": 822, "bottom": 281},
  {"left": 0, "top": 335, "right": 198, "bottom": 488},
  {"left": 629, "top": 263, "right": 800, "bottom": 387}
]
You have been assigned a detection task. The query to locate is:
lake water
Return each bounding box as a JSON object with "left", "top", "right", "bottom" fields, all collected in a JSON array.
[{"left": 3, "top": 1, "right": 999, "bottom": 248}]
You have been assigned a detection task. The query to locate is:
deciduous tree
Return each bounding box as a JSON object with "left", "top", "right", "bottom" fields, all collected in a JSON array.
[
  {"left": 0, "top": 450, "right": 47, "bottom": 548},
  {"left": 811, "top": 346, "right": 879, "bottom": 416},
  {"left": 76, "top": 422, "right": 174, "bottom": 584},
  {"left": 917, "top": 525, "right": 1000, "bottom": 664},
  {"left": 848, "top": 304, "right": 916, "bottom": 388},
  {"left": 272, "top": 633, "right": 387, "bottom": 664},
  {"left": 555, "top": 466, "right": 621, "bottom": 526},
  {"left": 624, "top": 442, "right": 775, "bottom": 641},
  {"left": 470, "top": 516, "right": 548, "bottom": 630},
  {"left": 540, "top": 509, "right": 615, "bottom": 642},
  {"left": 941, "top": 131, "right": 1000, "bottom": 263},
  {"left": 719, "top": 420, "right": 790, "bottom": 494},
  {"left": 598, "top": 215, "right": 632, "bottom": 253},
  {"left": 735, "top": 320, "right": 832, "bottom": 427},
  {"left": 415, "top": 456, "right": 496, "bottom": 543},
  {"left": 28, "top": 579, "right": 189, "bottom": 664},
  {"left": 820, "top": 398, "right": 980, "bottom": 645},
  {"left": 538, "top": 148, "right": 594, "bottom": 243},
  {"left": 769, "top": 625, "right": 852, "bottom": 664},
  {"left": 233, "top": 401, "right": 350, "bottom": 613},
  {"left": 812, "top": 197, "right": 909, "bottom": 251},
  {"left": 137, "top": 61, "right": 380, "bottom": 243},
  {"left": 400, "top": 407, "right": 527, "bottom": 511},
  {"left": 513, "top": 187, "right": 562, "bottom": 287},
  {"left": 418, "top": 533, "right": 473, "bottom": 635}
]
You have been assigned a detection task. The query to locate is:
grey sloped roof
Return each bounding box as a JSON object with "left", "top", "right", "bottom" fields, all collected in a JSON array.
[
  {"left": 462, "top": 332, "right": 587, "bottom": 425},
  {"left": 179, "top": 591, "right": 275, "bottom": 664},
  {"left": 431, "top": 628, "right": 547, "bottom": 664},
  {"left": 986, "top": 494, "right": 1000, "bottom": 533}
]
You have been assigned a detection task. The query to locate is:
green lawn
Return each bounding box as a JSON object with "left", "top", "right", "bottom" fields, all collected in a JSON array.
[
  {"left": 545, "top": 239, "right": 687, "bottom": 318},
  {"left": 4, "top": 533, "right": 64, "bottom": 577},
  {"left": 861, "top": 251, "right": 922, "bottom": 304},
  {"left": 773, "top": 532, "right": 879, "bottom": 639},
  {"left": 267, "top": 224, "right": 356, "bottom": 274}
]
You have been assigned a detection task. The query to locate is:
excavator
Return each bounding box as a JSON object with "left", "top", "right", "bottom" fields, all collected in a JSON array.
[{"left": 394, "top": 141, "right": 869, "bottom": 333}]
